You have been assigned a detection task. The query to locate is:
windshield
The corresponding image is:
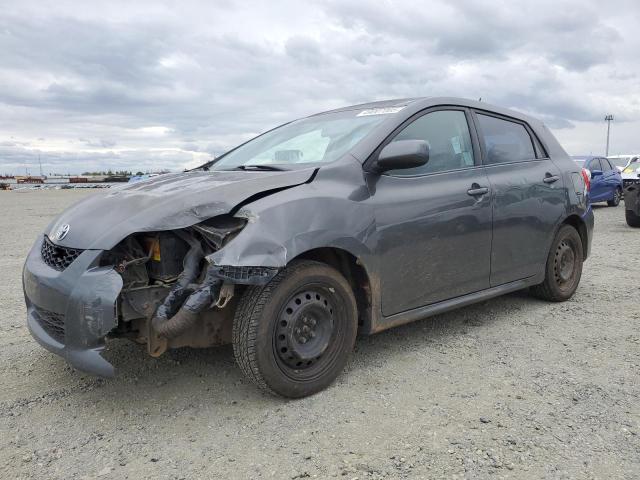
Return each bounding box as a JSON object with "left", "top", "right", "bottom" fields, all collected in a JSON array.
[
  {"left": 608, "top": 157, "right": 630, "bottom": 168},
  {"left": 208, "top": 110, "right": 388, "bottom": 171},
  {"left": 623, "top": 159, "right": 640, "bottom": 173}
]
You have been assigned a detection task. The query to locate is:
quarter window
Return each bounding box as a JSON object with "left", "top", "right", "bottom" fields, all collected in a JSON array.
[
  {"left": 386, "top": 110, "right": 475, "bottom": 176},
  {"left": 477, "top": 114, "right": 536, "bottom": 164}
]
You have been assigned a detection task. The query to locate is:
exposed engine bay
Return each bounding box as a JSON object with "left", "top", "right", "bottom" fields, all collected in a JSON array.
[{"left": 102, "top": 215, "right": 277, "bottom": 357}]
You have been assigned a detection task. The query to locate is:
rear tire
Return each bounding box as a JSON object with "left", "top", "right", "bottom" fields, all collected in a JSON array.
[
  {"left": 607, "top": 187, "right": 622, "bottom": 207},
  {"left": 531, "top": 225, "right": 583, "bottom": 302},
  {"left": 626, "top": 208, "right": 640, "bottom": 227},
  {"left": 232, "top": 260, "right": 358, "bottom": 398}
]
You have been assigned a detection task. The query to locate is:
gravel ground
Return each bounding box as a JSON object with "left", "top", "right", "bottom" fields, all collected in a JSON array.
[{"left": 1, "top": 190, "right": 639, "bottom": 480}]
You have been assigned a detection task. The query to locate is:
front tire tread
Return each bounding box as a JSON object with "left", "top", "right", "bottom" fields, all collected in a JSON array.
[{"left": 232, "top": 260, "right": 356, "bottom": 398}]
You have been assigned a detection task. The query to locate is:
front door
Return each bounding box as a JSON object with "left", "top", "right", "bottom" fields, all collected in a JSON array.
[
  {"left": 371, "top": 108, "right": 493, "bottom": 316},
  {"left": 473, "top": 111, "right": 566, "bottom": 286}
]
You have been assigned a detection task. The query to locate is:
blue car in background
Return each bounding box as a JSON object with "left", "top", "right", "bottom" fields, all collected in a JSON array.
[{"left": 573, "top": 156, "right": 623, "bottom": 207}]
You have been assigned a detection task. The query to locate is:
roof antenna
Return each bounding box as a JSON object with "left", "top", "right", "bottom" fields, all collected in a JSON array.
[{"left": 478, "top": 97, "right": 482, "bottom": 102}]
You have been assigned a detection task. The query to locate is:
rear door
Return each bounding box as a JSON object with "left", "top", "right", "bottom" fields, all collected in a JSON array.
[
  {"left": 372, "top": 108, "right": 493, "bottom": 316},
  {"left": 601, "top": 158, "right": 621, "bottom": 195},
  {"left": 472, "top": 111, "right": 565, "bottom": 286}
]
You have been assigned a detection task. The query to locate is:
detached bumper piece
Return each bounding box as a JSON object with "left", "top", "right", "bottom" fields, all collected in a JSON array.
[
  {"left": 212, "top": 265, "right": 279, "bottom": 285},
  {"left": 24, "top": 236, "right": 123, "bottom": 377}
]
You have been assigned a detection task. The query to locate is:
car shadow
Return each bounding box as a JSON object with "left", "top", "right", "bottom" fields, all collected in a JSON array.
[
  {"left": 31, "top": 289, "right": 546, "bottom": 405},
  {"left": 97, "top": 291, "right": 546, "bottom": 395}
]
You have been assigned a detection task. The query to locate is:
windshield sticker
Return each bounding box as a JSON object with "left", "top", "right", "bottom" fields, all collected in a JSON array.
[{"left": 357, "top": 106, "right": 405, "bottom": 116}]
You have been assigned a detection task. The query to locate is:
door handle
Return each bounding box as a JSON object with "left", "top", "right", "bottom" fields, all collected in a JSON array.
[
  {"left": 543, "top": 174, "right": 560, "bottom": 184},
  {"left": 467, "top": 185, "right": 489, "bottom": 196}
]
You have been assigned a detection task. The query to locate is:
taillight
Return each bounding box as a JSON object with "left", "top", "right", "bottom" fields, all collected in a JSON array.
[{"left": 581, "top": 168, "right": 591, "bottom": 191}]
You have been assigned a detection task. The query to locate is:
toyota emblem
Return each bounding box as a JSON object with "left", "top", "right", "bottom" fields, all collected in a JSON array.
[{"left": 55, "top": 224, "right": 70, "bottom": 241}]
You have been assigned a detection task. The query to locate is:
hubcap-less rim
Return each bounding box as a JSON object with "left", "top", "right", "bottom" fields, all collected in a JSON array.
[
  {"left": 614, "top": 190, "right": 620, "bottom": 204},
  {"left": 275, "top": 289, "right": 335, "bottom": 371},
  {"left": 554, "top": 240, "right": 576, "bottom": 286}
]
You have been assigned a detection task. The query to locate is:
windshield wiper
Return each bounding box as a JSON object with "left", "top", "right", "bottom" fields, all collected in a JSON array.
[{"left": 233, "top": 164, "right": 286, "bottom": 171}]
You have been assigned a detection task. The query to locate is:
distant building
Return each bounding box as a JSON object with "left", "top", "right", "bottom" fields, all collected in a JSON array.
[{"left": 17, "top": 176, "right": 44, "bottom": 184}]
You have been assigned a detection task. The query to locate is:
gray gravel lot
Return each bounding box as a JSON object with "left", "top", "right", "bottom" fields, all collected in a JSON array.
[{"left": 1, "top": 190, "right": 639, "bottom": 479}]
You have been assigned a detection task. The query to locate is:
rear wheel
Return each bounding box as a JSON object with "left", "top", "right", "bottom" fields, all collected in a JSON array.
[
  {"left": 531, "top": 225, "right": 583, "bottom": 302},
  {"left": 232, "top": 260, "right": 357, "bottom": 398},
  {"left": 607, "top": 187, "right": 622, "bottom": 207},
  {"left": 626, "top": 208, "right": 640, "bottom": 227}
]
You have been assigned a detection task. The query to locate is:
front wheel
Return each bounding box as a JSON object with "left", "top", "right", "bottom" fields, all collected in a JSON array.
[
  {"left": 531, "top": 225, "right": 584, "bottom": 302},
  {"left": 607, "top": 187, "right": 622, "bottom": 207},
  {"left": 232, "top": 260, "right": 358, "bottom": 398}
]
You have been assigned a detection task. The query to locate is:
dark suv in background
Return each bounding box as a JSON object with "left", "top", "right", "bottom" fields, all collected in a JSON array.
[{"left": 24, "top": 97, "right": 593, "bottom": 397}]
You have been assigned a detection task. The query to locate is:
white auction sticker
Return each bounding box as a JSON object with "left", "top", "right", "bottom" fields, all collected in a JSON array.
[{"left": 357, "top": 106, "right": 405, "bottom": 116}]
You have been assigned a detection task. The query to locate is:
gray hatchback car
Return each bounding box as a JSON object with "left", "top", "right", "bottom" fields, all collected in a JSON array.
[{"left": 24, "top": 97, "right": 594, "bottom": 397}]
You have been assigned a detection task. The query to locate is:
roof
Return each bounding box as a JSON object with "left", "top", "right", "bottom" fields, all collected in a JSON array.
[
  {"left": 310, "top": 98, "right": 420, "bottom": 116},
  {"left": 313, "top": 96, "right": 541, "bottom": 126}
]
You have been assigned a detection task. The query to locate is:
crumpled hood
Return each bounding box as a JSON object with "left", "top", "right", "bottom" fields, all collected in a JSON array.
[{"left": 47, "top": 169, "right": 316, "bottom": 250}]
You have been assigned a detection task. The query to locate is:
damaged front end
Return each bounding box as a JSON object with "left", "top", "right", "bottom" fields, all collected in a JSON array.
[
  {"left": 24, "top": 214, "right": 279, "bottom": 377},
  {"left": 109, "top": 215, "right": 280, "bottom": 361}
]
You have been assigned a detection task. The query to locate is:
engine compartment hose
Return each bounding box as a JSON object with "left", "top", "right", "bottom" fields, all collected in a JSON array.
[
  {"left": 153, "top": 235, "right": 203, "bottom": 324},
  {"left": 153, "top": 263, "right": 223, "bottom": 339}
]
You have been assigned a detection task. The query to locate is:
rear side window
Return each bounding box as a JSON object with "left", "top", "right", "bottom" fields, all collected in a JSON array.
[
  {"left": 476, "top": 114, "right": 536, "bottom": 164},
  {"left": 602, "top": 158, "right": 614, "bottom": 171}
]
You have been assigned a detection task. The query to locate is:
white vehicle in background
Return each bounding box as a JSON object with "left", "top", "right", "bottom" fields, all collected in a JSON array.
[
  {"left": 607, "top": 155, "right": 639, "bottom": 172},
  {"left": 616, "top": 156, "right": 640, "bottom": 190}
]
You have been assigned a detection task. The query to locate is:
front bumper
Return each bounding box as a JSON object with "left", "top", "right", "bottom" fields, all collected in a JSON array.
[{"left": 23, "top": 236, "right": 123, "bottom": 377}]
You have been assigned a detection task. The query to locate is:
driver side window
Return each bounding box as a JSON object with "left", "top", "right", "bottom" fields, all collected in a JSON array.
[
  {"left": 589, "top": 158, "right": 603, "bottom": 171},
  {"left": 386, "top": 110, "right": 475, "bottom": 176}
]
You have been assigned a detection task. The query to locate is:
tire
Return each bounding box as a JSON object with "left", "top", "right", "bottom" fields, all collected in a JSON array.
[
  {"left": 531, "top": 225, "right": 584, "bottom": 302},
  {"left": 607, "top": 187, "right": 622, "bottom": 207},
  {"left": 232, "top": 260, "right": 358, "bottom": 398},
  {"left": 626, "top": 209, "right": 640, "bottom": 227}
]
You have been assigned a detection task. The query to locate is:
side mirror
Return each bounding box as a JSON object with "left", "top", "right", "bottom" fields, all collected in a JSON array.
[
  {"left": 591, "top": 169, "right": 603, "bottom": 177},
  {"left": 374, "top": 140, "right": 430, "bottom": 173}
]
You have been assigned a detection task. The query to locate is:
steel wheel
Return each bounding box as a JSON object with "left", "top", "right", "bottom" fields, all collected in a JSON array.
[
  {"left": 233, "top": 260, "right": 358, "bottom": 398},
  {"left": 269, "top": 284, "right": 352, "bottom": 385},
  {"left": 553, "top": 240, "right": 578, "bottom": 292},
  {"left": 531, "top": 224, "right": 583, "bottom": 302}
]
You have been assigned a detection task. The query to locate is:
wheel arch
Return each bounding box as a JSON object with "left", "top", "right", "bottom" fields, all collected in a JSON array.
[
  {"left": 561, "top": 214, "right": 588, "bottom": 260},
  {"left": 292, "top": 247, "right": 374, "bottom": 334}
]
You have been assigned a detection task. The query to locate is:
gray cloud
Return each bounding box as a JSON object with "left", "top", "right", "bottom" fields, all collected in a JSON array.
[{"left": 1, "top": 0, "right": 639, "bottom": 174}]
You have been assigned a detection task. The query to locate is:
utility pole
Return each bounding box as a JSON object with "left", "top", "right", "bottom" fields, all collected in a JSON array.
[{"left": 605, "top": 114, "right": 614, "bottom": 157}]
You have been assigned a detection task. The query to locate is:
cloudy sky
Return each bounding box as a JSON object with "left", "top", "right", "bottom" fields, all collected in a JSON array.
[{"left": 1, "top": 0, "right": 639, "bottom": 175}]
